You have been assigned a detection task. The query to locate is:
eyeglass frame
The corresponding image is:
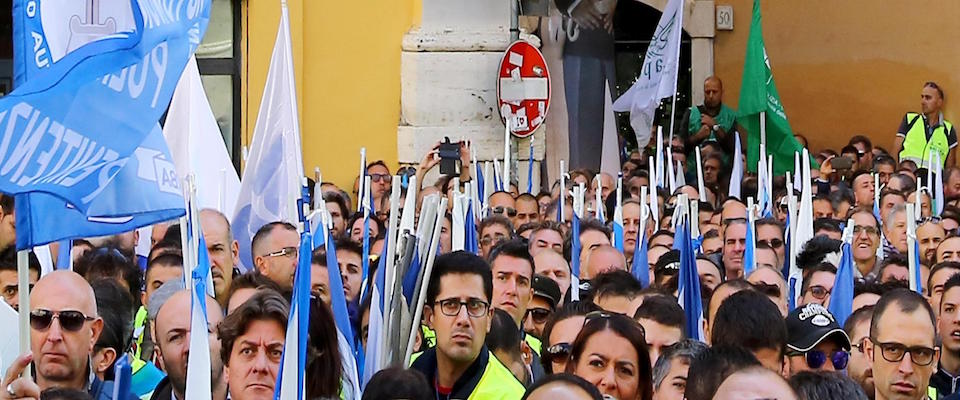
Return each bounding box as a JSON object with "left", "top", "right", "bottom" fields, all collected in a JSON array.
[
  {"left": 431, "top": 298, "right": 491, "bottom": 318},
  {"left": 786, "top": 349, "right": 850, "bottom": 370},
  {"left": 264, "top": 246, "right": 299, "bottom": 259},
  {"left": 806, "top": 285, "right": 832, "bottom": 300},
  {"left": 869, "top": 338, "right": 938, "bottom": 366},
  {"left": 30, "top": 309, "right": 97, "bottom": 332}
]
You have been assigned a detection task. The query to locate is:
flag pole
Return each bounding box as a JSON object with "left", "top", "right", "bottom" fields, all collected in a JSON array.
[
  {"left": 16, "top": 249, "right": 30, "bottom": 379},
  {"left": 358, "top": 148, "right": 367, "bottom": 213},
  {"left": 648, "top": 156, "right": 659, "bottom": 227},
  {"left": 559, "top": 160, "right": 567, "bottom": 223},
  {"left": 503, "top": 120, "right": 511, "bottom": 192},
  {"left": 906, "top": 203, "right": 918, "bottom": 292},
  {"left": 404, "top": 197, "right": 448, "bottom": 365},
  {"left": 760, "top": 111, "right": 766, "bottom": 147},
  {"left": 527, "top": 136, "right": 535, "bottom": 194},
  {"left": 380, "top": 176, "right": 402, "bottom": 366},
  {"left": 666, "top": 0, "right": 684, "bottom": 153},
  {"left": 695, "top": 147, "right": 705, "bottom": 202}
]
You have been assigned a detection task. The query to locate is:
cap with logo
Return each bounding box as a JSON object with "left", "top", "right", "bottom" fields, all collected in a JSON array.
[
  {"left": 532, "top": 274, "right": 562, "bottom": 310},
  {"left": 786, "top": 303, "right": 852, "bottom": 352},
  {"left": 654, "top": 250, "right": 681, "bottom": 276}
]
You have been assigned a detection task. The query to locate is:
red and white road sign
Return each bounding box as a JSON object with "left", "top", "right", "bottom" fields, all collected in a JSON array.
[{"left": 496, "top": 40, "right": 550, "bottom": 138}]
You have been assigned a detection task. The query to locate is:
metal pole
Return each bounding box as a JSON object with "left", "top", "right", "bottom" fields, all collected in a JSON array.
[{"left": 510, "top": 0, "right": 520, "bottom": 42}]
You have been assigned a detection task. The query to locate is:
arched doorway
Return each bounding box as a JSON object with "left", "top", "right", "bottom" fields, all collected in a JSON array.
[{"left": 613, "top": 0, "right": 693, "bottom": 151}]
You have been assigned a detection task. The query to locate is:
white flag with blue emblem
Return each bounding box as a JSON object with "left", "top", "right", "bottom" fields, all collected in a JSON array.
[
  {"left": 232, "top": 2, "right": 304, "bottom": 271},
  {"left": 611, "top": 0, "right": 684, "bottom": 148}
]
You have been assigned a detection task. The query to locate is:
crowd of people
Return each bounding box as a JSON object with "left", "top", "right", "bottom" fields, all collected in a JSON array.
[{"left": 0, "top": 77, "right": 958, "bottom": 400}]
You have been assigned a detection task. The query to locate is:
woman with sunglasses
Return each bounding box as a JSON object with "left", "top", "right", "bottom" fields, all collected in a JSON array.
[
  {"left": 541, "top": 302, "right": 600, "bottom": 374},
  {"left": 565, "top": 312, "right": 653, "bottom": 400}
]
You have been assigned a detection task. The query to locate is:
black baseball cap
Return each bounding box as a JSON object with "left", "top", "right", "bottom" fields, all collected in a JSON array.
[
  {"left": 532, "top": 274, "right": 562, "bottom": 310},
  {"left": 654, "top": 250, "right": 681, "bottom": 276},
  {"left": 786, "top": 303, "right": 851, "bottom": 352}
]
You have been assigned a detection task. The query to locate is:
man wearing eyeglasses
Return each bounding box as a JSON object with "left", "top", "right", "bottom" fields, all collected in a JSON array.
[
  {"left": 250, "top": 221, "right": 300, "bottom": 290},
  {"left": 852, "top": 208, "right": 883, "bottom": 280},
  {"left": 1, "top": 271, "right": 136, "bottom": 399},
  {"left": 785, "top": 303, "right": 852, "bottom": 376},
  {"left": 756, "top": 218, "right": 786, "bottom": 268},
  {"left": 411, "top": 251, "right": 524, "bottom": 399},
  {"left": 366, "top": 160, "right": 393, "bottom": 205},
  {"left": 867, "top": 289, "right": 940, "bottom": 400},
  {"left": 800, "top": 263, "right": 837, "bottom": 307},
  {"left": 478, "top": 215, "right": 514, "bottom": 259},
  {"left": 524, "top": 274, "right": 560, "bottom": 339}
]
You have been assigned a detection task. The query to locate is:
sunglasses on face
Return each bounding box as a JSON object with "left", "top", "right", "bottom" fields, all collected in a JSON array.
[
  {"left": 544, "top": 342, "right": 572, "bottom": 364},
  {"left": 369, "top": 173, "right": 391, "bottom": 183},
  {"left": 491, "top": 206, "right": 518, "bottom": 217},
  {"left": 30, "top": 309, "right": 95, "bottom": 332},
  {"left": 757, "top": 239, "right": 784, "bottom": 249},
  {"left": 801, "top": 349, "right": 849, "bottom": 370},
  {"left": 527, "top": 308, "right": 552, "bottom": 325}
]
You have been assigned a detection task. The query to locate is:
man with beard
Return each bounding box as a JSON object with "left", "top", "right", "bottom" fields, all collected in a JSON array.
[
  {"left": 151, "top": 290, "right": 227, "bottom": 400},
  {"left": 918, "top": 219, "right": 947, "bottom": 268},
  {"left": 845, "top": 305, "right": 876, "bottom": 399}
]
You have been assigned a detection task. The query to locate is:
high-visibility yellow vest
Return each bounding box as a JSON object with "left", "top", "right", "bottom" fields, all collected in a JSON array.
[
  {"left": 900, "top": 112, "right": 953, "bottom": 168},
  {"left": 524, "top": 334, "right": 542, "bottom": 355},
  {"left": 409, "top": 350, "right": 525, "bottom": 400}
]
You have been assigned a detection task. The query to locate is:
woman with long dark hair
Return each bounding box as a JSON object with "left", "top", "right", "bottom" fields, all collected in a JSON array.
[
  {"left": 565, "top": 311, "right": 653, "bottom": 400},
  {"left": 305, "top": 294, "right": 343, "bottom": 399}
]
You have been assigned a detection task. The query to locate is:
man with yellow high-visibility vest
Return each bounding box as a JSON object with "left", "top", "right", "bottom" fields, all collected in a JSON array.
[{"left": 895, "top": 82, "right": 957, "bottom": 169}]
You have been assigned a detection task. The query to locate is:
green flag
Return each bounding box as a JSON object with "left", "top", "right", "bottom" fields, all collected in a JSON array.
[{"left": 736, "top": 0, "right": 807, "bottom": 174}]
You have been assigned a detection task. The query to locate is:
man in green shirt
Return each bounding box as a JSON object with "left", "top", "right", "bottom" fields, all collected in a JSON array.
[{"left": 679, "top": 76, "right": 740, "bottom": 156}]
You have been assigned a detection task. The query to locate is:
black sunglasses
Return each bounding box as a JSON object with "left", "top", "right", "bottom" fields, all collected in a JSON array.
[
  {"left": 527, "top": 308, "right": 552, "bottom": 324},
  {"left": 491, "top": 206, "right": 518, "bottom": 217},
  {"left": 788, "top": 349, "right": 849, "bottom": 370},
  {"left": 544, "top": 342, "right": 572, "bottom": 363},
  {"left": 30, "top": 309, "right": 95, "bottom": 332}
]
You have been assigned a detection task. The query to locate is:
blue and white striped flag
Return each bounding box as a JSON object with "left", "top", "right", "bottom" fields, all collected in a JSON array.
[
  {"left": 274, "top": 222, "right": 313, "bottom": 400},
  {"left": 729, "top": 133, "right": 743, "bottom": 200},
  {"left": 743, "top": 211, "right": 757, "bottom": 276},
  {"left": 828, "top": 231, "right": 855, "bottom": 327},
  {"left": 677, "top": 218, "right": 704, "bottom": 341},
  {"left": 185, "top": 234, "right": 213, "bottom": 399},
  {"left": 631, "top": 221, "right": 649, "bottom": 288}
]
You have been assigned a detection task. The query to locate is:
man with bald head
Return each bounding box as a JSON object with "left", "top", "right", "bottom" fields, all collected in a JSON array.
[
  {"left": 680, "top": 76, "right": 740, "bottom": 155},
  {"left": 1, "top": 271, "right": 137, "bottom": 399},
  {"left": 152, "top": 290, "right": 227, "bottom": 400},
  {"left": 582, "top": 245, "right": 626, "bottom": 280},
  {"left": 200, "top": 209, "right": 239, "bottom": 308},
  {"left": 713, "top": 366, "right": 798, "bottom": 400}
]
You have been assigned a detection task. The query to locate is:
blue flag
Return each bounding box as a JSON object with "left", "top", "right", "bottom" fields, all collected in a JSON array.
[
  {"left": 677, "top": 220, "right": 704, "bottom": 341},
  {"left": 55, "top": 239, "right": 71, "bottom": 270},
  {"left": 526, "top": 142, "right": 534, "bottom": 194},
  {"left": 2, "top": 0, "right": 209, "bottom": 213},
  {"left": 401, "top": 246, "right": 422, "bottom": 307},
  {"left": 613, "top": 221, "right": 625, "bottom": 254},
  {"left": 111, "top": 354, "right": 133, "bottom": 399},
  {"left": 631, "top": 224, "right": 649, "bottom": 288},
  {"left": 362, "top": 239, "right": 390, "bottom": 386},
  {"left": 912, "top": 240, "right": 923, "bottom": 295},
  {"left": 782, "top": 214, "right": 791, "bottom": 279},
  {"left": 322, "top": 230, "right": 361, "bottom": 397},
  {"left": 464, "top": 201, "right": 479, "bottom": 255},
  {"left": 15, "top": 125, "right": 186, "bottom": 250},
  {"left": 743, "top": 216, "right": 756, "bottom": 276},
  {"left": 274, "top": 228, "right": 312, "bottom": 399},
  {"left": 828, "top": 240, "right": 855, "bottom": 327}
]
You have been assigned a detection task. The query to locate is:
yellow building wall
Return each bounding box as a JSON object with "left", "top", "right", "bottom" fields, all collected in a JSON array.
[
  {"left": 714, "top": 0, "right": 960, "bottom": 158},
  {"left": 242, "top": 0, "right": 420, "bottom": 192}
]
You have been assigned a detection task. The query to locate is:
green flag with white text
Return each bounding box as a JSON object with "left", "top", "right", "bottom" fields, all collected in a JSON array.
[{"left": 736, "top": 0, "right": 806, "bottom": 174}]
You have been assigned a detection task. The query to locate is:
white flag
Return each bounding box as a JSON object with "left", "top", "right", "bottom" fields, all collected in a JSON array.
[
  {"left": 231, "top": 3, "right": 304, "bottom": 271},
  {"left": 164, "top": 57, "right": 242, "bottom": 217},
  {"left": 612, "top": 0, "right": 684, "bottom": 148}
]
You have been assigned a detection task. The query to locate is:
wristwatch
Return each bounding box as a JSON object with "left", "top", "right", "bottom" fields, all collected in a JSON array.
[{"left": 712, "top": 124, "right": 720, "bottom": 132}]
